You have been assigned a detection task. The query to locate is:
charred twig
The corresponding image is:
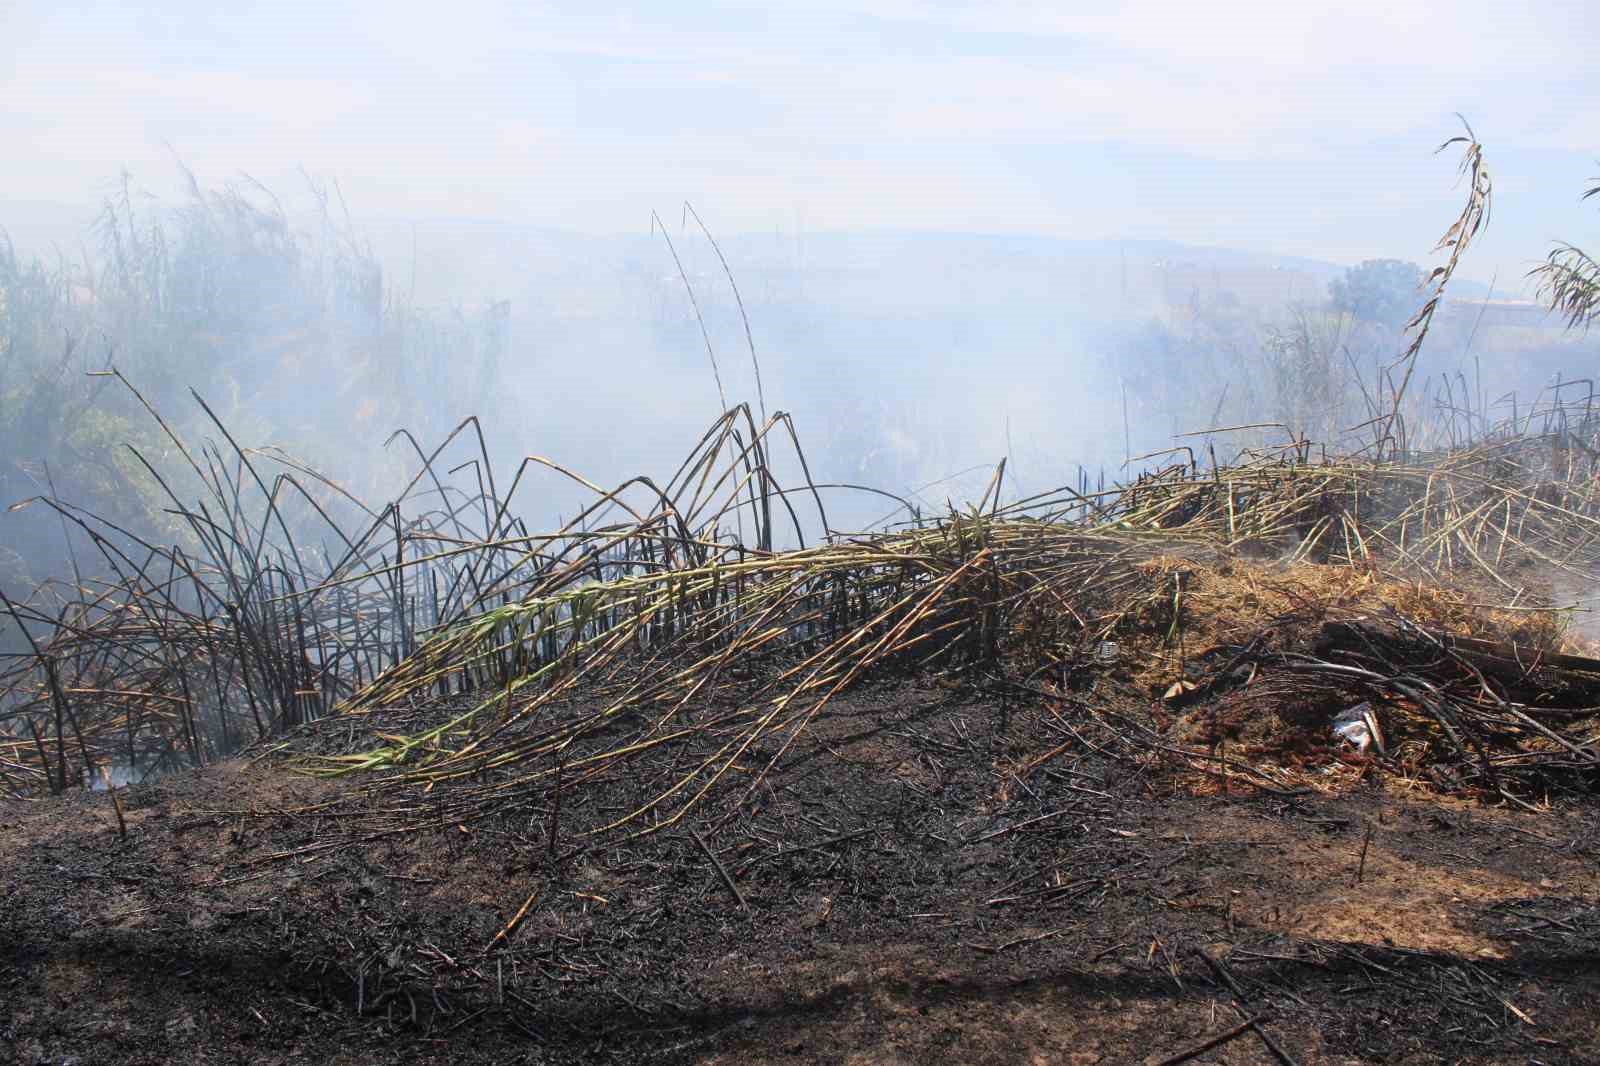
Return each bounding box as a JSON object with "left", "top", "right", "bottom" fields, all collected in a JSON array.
[
  {"left": 689, "top": 827, "right": 748, "bottom": 912},
  {"left": 1150, "top": 1014, "right": 1265, "bottom": 1066},
  {"left": 1195, "top": 948, "right": 1302, "bottom": 1066}
]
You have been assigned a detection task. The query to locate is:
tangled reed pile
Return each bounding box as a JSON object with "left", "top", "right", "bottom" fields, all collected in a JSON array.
[{"left": 3, "top": 389, "right": 1600, "bottom": 833}]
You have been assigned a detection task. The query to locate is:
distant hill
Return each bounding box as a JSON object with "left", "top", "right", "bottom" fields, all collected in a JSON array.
[{"left": 6, "top": 196, "right": 1482, "bottom": 317}]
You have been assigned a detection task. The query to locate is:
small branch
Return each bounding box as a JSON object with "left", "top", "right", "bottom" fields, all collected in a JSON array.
[
  {"left": 962, "top": 927, "right": 1071, "bottom": 954},
  {"left": 484, "top": 887, "right": 540, "bottom": 953},
  {"left": 1149, "top": 1015, "right": 1264, "bottom": 1066},
  {"left": 690, "top": 827, "right": 748, "bottom": 911}
]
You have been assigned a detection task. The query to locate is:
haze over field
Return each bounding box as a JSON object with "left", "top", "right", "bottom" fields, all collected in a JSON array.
[{"left": 2, "top": 0, "right": 1598, "bottom": 590}]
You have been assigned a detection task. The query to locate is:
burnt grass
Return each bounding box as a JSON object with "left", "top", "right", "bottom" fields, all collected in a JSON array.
[{"left": 3, "top": 682, "right": 1599, "bottom": 1065}]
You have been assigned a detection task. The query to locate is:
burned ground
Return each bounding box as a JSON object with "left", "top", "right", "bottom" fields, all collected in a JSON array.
[{"left": 4, "top": 684, "right": 1597, "bottom": 1065}]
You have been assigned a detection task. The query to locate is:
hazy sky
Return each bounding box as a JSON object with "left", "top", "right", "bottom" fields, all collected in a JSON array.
[{"left": 5, "top": 1, "right": 1598, "bottom": 285}]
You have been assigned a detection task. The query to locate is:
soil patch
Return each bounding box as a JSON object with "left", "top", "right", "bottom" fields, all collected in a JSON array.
[{"left": 4, "top": 686, "right": 1598, "bottom": 1064}]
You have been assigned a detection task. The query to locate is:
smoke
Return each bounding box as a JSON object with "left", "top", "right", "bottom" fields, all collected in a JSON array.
[{"left": 2, "top": 172, "right": 1598, "bottom": 600}]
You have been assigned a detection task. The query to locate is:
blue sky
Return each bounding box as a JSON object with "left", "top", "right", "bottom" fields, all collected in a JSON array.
[{"left": 4, "top": 1, "right": 1597, "bottom": 287}]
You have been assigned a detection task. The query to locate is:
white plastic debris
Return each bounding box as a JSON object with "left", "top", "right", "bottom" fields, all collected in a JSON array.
[
  {"left": 1095, "top": 641, "right": 1120, "bottom": 664},
  {"left": 1332, "top": 702, "right": 1386, "bottom": 754}
]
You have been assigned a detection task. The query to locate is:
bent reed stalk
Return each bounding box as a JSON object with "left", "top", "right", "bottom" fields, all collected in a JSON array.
[{"left": 9, "top": 375, "right": 1599, "bottom": 825}]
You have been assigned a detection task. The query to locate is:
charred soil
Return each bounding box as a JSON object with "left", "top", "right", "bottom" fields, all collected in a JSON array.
[{"left": 3, "top": 685, "right": 1598, "bottom": 1065}]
